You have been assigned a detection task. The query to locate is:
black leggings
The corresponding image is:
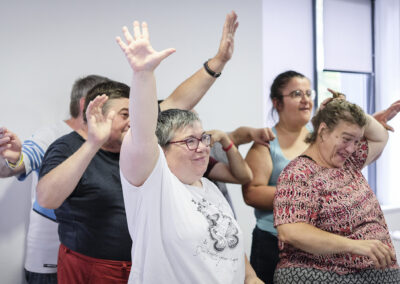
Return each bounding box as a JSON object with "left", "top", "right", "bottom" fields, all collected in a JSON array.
[{"left": 250, "top": 226, "right": 279, "bottom": 284}]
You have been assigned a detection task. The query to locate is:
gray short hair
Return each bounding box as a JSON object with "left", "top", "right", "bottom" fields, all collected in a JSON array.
[{"left": 156, "top": 109, "right": 201, "bottom": 147}]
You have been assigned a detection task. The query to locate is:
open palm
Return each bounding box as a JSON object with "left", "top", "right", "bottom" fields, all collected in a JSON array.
[
  {"left": 85, "top": 95, "right": 114, "bottom": 147},
  {"left": 116, "top": 21, "right": 175, "bottom": 72}
]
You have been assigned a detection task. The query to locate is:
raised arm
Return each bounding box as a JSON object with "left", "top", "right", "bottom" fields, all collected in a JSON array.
[
  {"left": 37, "top": 95, "right": 114, "bottom": 209},
  {"left": 117, "top": 21, "right": 175, "bottom": 186},
  {"left": 372, "top": 99, "right": 400, "bottom": 132},
  {"left": 322, "top": 94, "right": 392, "bottom": 167},
  {"left": 0, "top": 127, "right": 25, "bottom": 177},
  {"left": 277, "top": 222, "right": 395, "bottom": 269},
  {"left": 363, "top": 114, "right": 389, "bottom": 166},
  {"left": 228, "top": 126, "right": 275, "bottom": 147},
  {"left": 206, "top": 129, "right": 252, "bottom": 184},
  {"left": 159, "top": 11, "right": 238, "bottom": 111},
  {"left": 242, "top": 142, "right": 275, "bottom": 210}
]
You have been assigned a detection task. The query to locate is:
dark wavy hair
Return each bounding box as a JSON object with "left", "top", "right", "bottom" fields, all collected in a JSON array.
[
  {"left": 269, "top": 70, "right": 307, "bottom": 120},
  {"left": 83, "top": 81, "right": 130, "bottom": 122}
]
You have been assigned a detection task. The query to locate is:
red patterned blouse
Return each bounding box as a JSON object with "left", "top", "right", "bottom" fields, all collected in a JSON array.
[{"left": 273, "top": 138, "right": 398, "bottom": 274}]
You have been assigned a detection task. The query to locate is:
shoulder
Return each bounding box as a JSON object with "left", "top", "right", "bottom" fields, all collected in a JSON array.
[
  {"left": 202, "top": 177, "right": 222, "bottom": 193},
  {"left": 22, "top": 121, "right": 72, "bottom": 152},
  {"left": 27, "top": 121, "right": 71, "bottom": 143},
  {"left": 53, "top": 131, "right": 82, "bottom": 146},
  {"left": 44, "top": 132, "right": 83, "bottom": 157},
  {"left": 248, "top": 141, "right": 271, "bottom": 155},
  {"left": 277, "top": 156, "right": 316, "bottom": 186}
]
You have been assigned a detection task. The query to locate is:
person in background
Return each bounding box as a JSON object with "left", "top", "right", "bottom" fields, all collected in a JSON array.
[
  {"left": 37, "top": 81, "right": 132, "bottom": 283},
  {"left": 243, "top": 70, "right": 313, "bottom": 283},
  {"left": 274, "top": 97, "right": 400, "bottom": 283},
  {"left": 0, "top": 75, "right": 110, "bottom": 284}
]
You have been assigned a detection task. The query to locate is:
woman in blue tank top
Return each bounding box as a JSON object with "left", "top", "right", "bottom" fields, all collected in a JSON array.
[{"left": 242, "top": 70, "right": 314, "bottom": 283}]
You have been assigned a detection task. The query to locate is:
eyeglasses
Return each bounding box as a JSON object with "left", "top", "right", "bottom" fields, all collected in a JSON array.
[
  {"left": 168, "top": 133, "right": 212, "bottom": 151},
  {"left": 282, "top": 89, "right": 315, "bottom": 101}
]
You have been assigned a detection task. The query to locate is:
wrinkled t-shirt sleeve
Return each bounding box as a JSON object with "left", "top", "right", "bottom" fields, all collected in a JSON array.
[{"left": 38, "top": 138, "right": 71, "bottom": 180}]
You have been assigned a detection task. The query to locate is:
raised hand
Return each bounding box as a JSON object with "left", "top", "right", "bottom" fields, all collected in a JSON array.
[
  {"left": 327, "top": 88, "right": 346, "bottom": 99},
  {"left": 0, "top": 127, "right": 22, "bottom": 163},
  {"left": 250, "top": 127, "right": 275, "bottom": 147},
  {"left": 373, "top": 100, "right": 400, "bottom": 132},
  {"left": 216, "top": 11, "right": 239, "bottom": 63},
  {"left": 319, "top": 89, "right": 347, "bottom": 111},
  {"left": 85, "top": 95, "right": 115, "bottom": 148},
  {"left": 207, "top": 129, "right": 231, "bottom": 148},
  {"left": 116, "top": 21, "right": 175, "bottom": 72}
]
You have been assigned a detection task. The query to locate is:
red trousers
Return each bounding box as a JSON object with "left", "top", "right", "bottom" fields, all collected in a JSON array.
[{"left": 58, "top": 244, "right": 131, "bottom": 284}]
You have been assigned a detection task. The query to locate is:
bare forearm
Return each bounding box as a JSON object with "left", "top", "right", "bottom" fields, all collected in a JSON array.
[
  {"left": 37, "top": 141, "right": 99, "bottom": 209},
  {"left": 120, "top": 72, "right": 160, "bottom": 186},
  {"left": 242, "top": 184, "right": 275, "bottom": 210},
  {"left": 0, "top": 158, "right": 14, "bottom": 177},
  {"left": 160, "top": 57, "right": 227, "bottom": 111},
  {"left": 0, "top": 157, "right": 25, "bottom": 178},
  {"left": 364, "top": 114, "right": 388, "bottom": 143},
  {"left": 244, "top": 254, "right": 257, "bottom": 282},
  {"left": 277, "top": 223, "right": 352, "bottom": 255},
  {"left": 130, "top": 72, "right": 159, "bottom": 144},
  {"left": 228, "top": 127, "right": 253, "bottom": 146},
  {"left": 224, "top": 146, "right": 252, "bottom": 184},
  {"left": 363, "top": 114, "right": 389, "bottom": 165}
]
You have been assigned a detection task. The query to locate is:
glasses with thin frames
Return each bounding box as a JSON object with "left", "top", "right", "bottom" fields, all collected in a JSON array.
[
  {"left": 168, "top": 133, "right": 211, "bottom": 151},
  {"left": 282, "top": 89, "right": 315, "bottom": 101}
]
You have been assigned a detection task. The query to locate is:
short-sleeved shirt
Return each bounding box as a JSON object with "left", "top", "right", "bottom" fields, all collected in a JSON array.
[
  {"left": 20, "top": 121, "right": 71, "bottom": 273},
  {"left": 39, "top": 131, "right": 132, "bottom": 261},
  {"left": 120, "top": 146, "right": 245, "bottom": 283},
  {"left": 274, "top": 138, "right": 399, "bottom": 274}
]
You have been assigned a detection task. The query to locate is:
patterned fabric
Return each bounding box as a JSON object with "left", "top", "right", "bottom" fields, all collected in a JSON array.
[
  {"left": 274, "top": 138, "right": 399, "bottom": 274},
  {"left": 274, "top": 267, "right": 400, "bottom": 284}
]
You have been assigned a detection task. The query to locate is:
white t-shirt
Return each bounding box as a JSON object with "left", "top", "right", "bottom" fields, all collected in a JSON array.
[
  {"left": 19, "top": 121, "right": 71, "bottom": 273},
  {"left": 120, "top": 146, "right": 245, "bottom": 284}
]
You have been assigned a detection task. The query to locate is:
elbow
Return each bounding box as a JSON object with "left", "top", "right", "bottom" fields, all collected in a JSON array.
[
  {"left": 234, "top": 165, "right": 253, "bottom": 185},
  {"left": 36, "top": 183, "right": 60, "bottom": 209},
  {"left": 383, "top": 129, "right": 389, "bottom": 143},
  {"left": 243, "top": 197, "right": 256, "bottom": 207},
  {"left": 241, "top": 184, "right": 257, "bottom": 207},
  {"left": 238, "top": 170, "right": 253, "bottom": 185}
]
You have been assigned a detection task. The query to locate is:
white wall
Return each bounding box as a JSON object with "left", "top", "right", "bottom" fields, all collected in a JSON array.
[
  {"left": 0, "top": 1, "right": 265, "bottom": 283},
  {"left": 262, "top": 0, "right": 314, "bottom": 126},
  {"left": 375, "top": 0, "right": 400, "bottom": 206}
]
